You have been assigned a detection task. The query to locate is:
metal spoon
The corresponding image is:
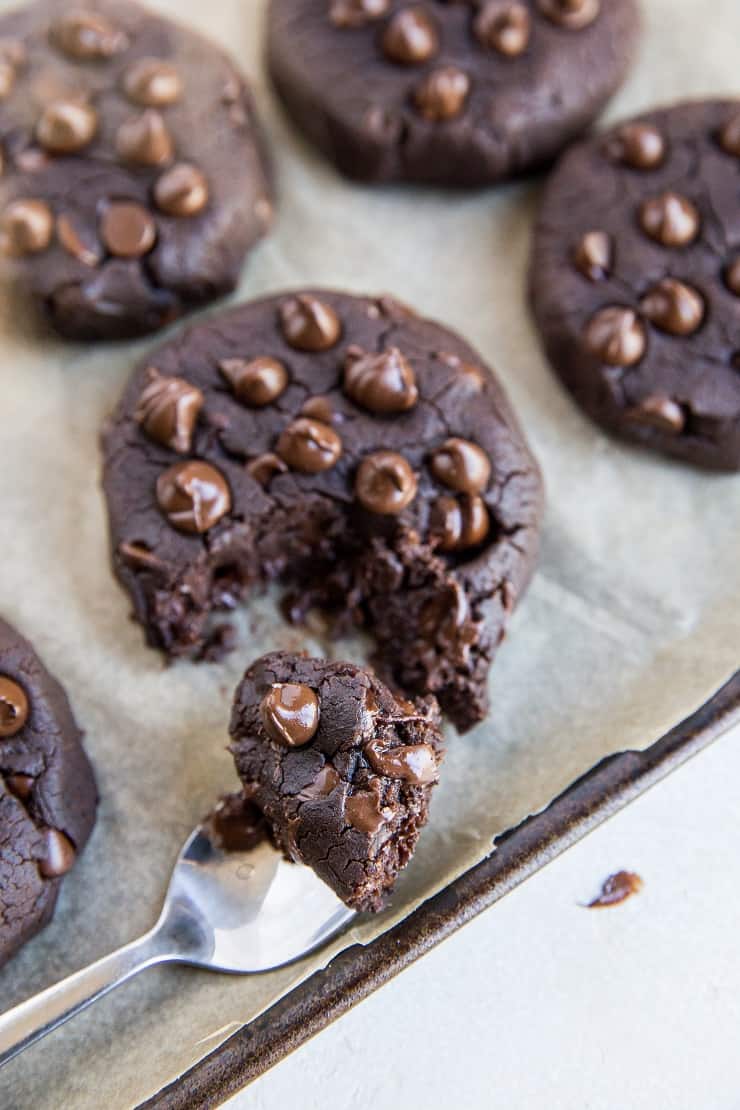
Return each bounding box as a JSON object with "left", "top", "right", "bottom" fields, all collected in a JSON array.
[{"left": 0, "top": 824, "right": 356, "bottom": 1067}]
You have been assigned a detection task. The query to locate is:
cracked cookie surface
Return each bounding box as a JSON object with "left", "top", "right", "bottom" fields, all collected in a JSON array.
[
  {"left": 530, "top": 99, "right": 740, "bottom": 470},
  {"left": 267, "top": 0, "right": 639, "bottom": 186},
  {"left": 229, "top": 651, "right": 444, "bottom": 911},
  {"left": 0, "top": 618, "right": 97, "bottom": 969},
  {"left": 102, "top": 289, "right": 543, "bottom": 732},
  {"left": 0, "top": 0, "right": 272, "bottom": 339}
]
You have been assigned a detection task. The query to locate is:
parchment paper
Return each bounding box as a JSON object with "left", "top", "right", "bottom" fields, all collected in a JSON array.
[{"left": 1, "top": 1, "right": 739, "bottom": 1106}]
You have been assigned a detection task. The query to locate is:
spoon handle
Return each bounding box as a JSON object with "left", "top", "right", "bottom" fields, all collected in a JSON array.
[{"left": 0, "top": 929, "right": 171, "bottom": 1068}]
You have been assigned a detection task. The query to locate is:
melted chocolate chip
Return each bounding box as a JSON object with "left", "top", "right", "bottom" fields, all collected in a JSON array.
[
  {"left": 57, "top": 212, "right": 102, "bottom": 266},
  {"left": 536, "top": 0, "right": 600, "bottom": 30},
  {"left": 154, "top": 163, "right": 209, "bottom": 217},
  {"left": 624, "top": 395, "right": 685, "bottom": 435},
  {"left": 297, "top": 764, "right": 340, "bottom": 800},
  {"left": 219, "top": 356, "right": 289, "bottom": 407},
  {"left": 123, "top": 58, "right": 183, "bottom": 107},
  {"left": 640, "top": 278, "right": 705, "bottom": 336},
  {"left": 639, "top": 192, "right": 700, "bottom": 247},
  {"left": 1, "top": 199, "right": 53, "bottom": 256},
  {"left": 260, "top": 683, "right": 320, "bottom": 746},
  {"left": 718, "top": 113, "right": 740, "bottom": 158},
  {"left": 587, "top": 870, "right": 643, "bottom": 908},
  {"left": 52, "top": 10, "right": 129, "bottom": 60},
  {"left": 247, "top": 452, "right": 289, "bottom": 486},
  {"left": 329, "top": 0, "right": 390, "bottom": 27},
  {"left": 36, "top": 99, "right": 98, "bottom": 154},
  {"left": 414, "top": 66, "right": 470, "bottom": 122},
  {"left": 116, "top": 110, "right": 174, "bottom": 167},
  {"left": 429, "top": 438, "right": 491, "bottom": 494},
  {"left": 39, "top": 829, "right": 76, "bottom": 878},
  {"left": 100, "top": 202, "right": 157, "bottom": 258},
  {"left": 0, "top": 676, "right": 29, "bottom": 737},
  {"left": 343, "top": 346, "right": 419, "bottom": 413},
  {"left": 279, "top": 295, "right": 342, "bottom": 352},
  {"left": 355, "top": 451, "right": 418, "bottom": 514},
  {"left": 344, "top": 786, "right": 390, "bottom": 835},
  {"left": 431, "top": 493, "right": 490, "bottom": 551},
  {"left": 136, "top": 367, "right": 204, "bottom": 453},
  {"left": 573, "top": 230, "right": 613, "bottom": 281},
  {"left": 207, "top": 792, "right": 267, "bottom": 852},
  {"left": 474, "top": 1, "right": 531, "bottom": 58},
  {"left": 156, "top": 461, "right": 231, "bottom": 533},
  {"left": 584, "top": 306, "right": 646, "bottom": 366},
  {"left": 605, "top": 122, "right": 666, "bottom": 170},
  {"left": 365, "top": 739, "right": 438, "bottom": 784},
  {"left": 277, "top": 417, "right": 343, "bottom": 473},
  {"left": 382, "top": 7, "right": 439, "bottom": 65}
]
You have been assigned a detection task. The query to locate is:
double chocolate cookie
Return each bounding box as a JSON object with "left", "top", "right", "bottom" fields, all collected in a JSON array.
[
  {"left": 229, "top": 652, "right": 444, "bottom": 911},
  {"left": 530, "top": 99, "right": 740, "bottom": 470},
  {"left": 102, "top": 289, "right": 543, "bottom": 732},
  {"left": 267, "top": 0, "right": 639, "bottom": 186},
  {"left": 0, "top": 618, "right": 97, "bottom": 969},
  {"left": 0, "top": 0, "right": 272, "bottom": 339}
]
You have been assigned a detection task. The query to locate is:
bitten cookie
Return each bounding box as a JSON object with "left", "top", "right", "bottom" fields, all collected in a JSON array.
[
  {"left": 0, "top": 0, "right": 272, "bottom": 339},
  {"left": 102, "top": 289, "right": 543, "bottom": 732},
  {"left": 267, "top": 0, "right": 639, "bottom": 186},
  {"left": 229, "top": 652, "right": 444, "bottom": 911},
  {"left": 530, "top": 99, "right": 740, "bottom": 470},
  {"left": 0, "top": 618, "right": 97, "bottom": 968}
]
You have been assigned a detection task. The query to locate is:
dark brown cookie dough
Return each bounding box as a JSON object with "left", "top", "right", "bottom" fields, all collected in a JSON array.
[
  {"left": 229, "top": 652, "right": 444, "bottom": 911},
  {"left": 0, "top": 0, "right": 272, "bottom": 340},
  {"left": 102, "top": 289, "right": 543, "bottom": 732},
  {"left": 530, "top": 99, "right": 740, "bottom": 470},
  {"left": 0, "top": 618, "right": 97, "bottom": 969},
  {"left": 267, "top": 0, "right": 639, "bottom": 186}
]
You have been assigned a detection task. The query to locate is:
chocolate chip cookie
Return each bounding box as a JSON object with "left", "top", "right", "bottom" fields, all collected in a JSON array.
[
  {"left": 229, "top": 651, "right": 444, "bottom": 911},
  {"left": 102, "top": 289, "right": 543, "bottom": 732},
  {"left": 530, "top": 99, "right": 740, "bottom": 470},
  {"left": 267, "top": 0, "right": 639, "bottom": 186},
  {"left": 0, "top": 618, "right": 97, "bottom": 968},
  {"left": 0, "top": 0, "right": 272, "bottom": 339}
]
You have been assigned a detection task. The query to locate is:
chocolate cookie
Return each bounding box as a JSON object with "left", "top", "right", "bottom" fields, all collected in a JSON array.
[
  {"left": 530, "top": 99, "right": 740, "bottom": 470},
  {"left": 0, "top": 0, "right": 272, "bottom": 340},
  {"left": 267, "top": 0, "right": 639, "bottom": 186},
  {"left": 102, "top": 289, "right": 543, "bottom": 732},
  {"left": 0, "top": 618, "right": 97, "bottom": 968},
  {"left": 229, "top": 652, "right": 444, "bottom": 911}
]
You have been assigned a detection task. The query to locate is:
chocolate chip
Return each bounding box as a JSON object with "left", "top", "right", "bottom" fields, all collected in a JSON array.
[
  {"left": 123, "top": 58, "right": 183, "bottom": 107},
  {"left": 536, "top": 0, "right": 600, "bottom": 30},
  {"left": 343, "top": 345, "right": 419, "bottom": 413},
  {"left": 584, "top": 306, "right": 647, "bottom": 366},
  {"left": 431, "top": 493, "right": 490, "bottom": 551},
  {"left": 56, "top": 212, "right": 103, "bottom": 266},
  {"left": 365, "top": 739, "right": 438, "bottom": 784},
  {"left": 725, "top": 258, "right": 740, "bottom": 297},
  {"left": 0, "top": 199, "right": 53, "bottom": 256},
  {"left": 154, "top": 163, "right": 209, "bottom": 217},
  {"left": 136, "top": 367, "right": 204, "bottom": 453},
  {"left": 277, "top": 417, "right": 343, "bottom": 473},
  {"left": 52, "top": 10, "right": 129, "bottom": 60},
  {"left": 0, "top": 59, "right": 15, "bottom": 99},
  {"left": 429, "top": 438, "right": 491, "bottom": 494},
  {"left": 14, "top": 147, "right": 50, "bottom": 174},
  {"left": 39, "top": 829, "right": 76, "bottom": 878},
  {"left": 219, "top": 356, "right": 289, "bottom": 407},
  {"left": 100, "top": 201, "right": 157, "bottom": 258},
  {"left": 640, "top": 278, "right": 705, "bottom": 336},
  {"left": 624, "top": 395, "right": 686, "bottom": 435},
  {"left": 718, "top": 113, "right": 740, "bottom": 158},
  {"left": 382, "top": 7, "right": 439, "bottom": 64},
  {"left": 329, "top": 0, "right": 390, "bottom": 27},
  {"left": 414, "top": 66, "right": 470, "bottom": 122},
  {"left": 246, "top": 452, "right": 289, "bottom": 486},
  {"left": 355, "top": 450, "right": 418, "bottom": 514},
  {"left": 0, "top": 676, "right": 29, "bottom": 738},
  {"left": 474, "top": 1, "right": 531, "bottom": 57},
  {"left": 639, "top": 192, "right": 700, "bottom": 247},
  {"left": 573, "top": 230, "right": 613, "bottom": 281},
  {"left": 279, "top": 295, "right": 342, "bottom": 351},
  {"left": 301, "top": 395, "right": 337, "bottom": 423},
  {"left": 605, "top": 122, "right": 666, "bottom": 170},
  {"left": 118, "top": 540, "right": 165, "bottom": 571},
  {"left": 116, "top": 110, "right": 174, "bottom": 167},
  {"left": 344, "top": 786, "right": 389, "bottom": 835},
  {"left": 156, "top": 460, "right": 231, "bottom": 533},
  {"left": 260, "top": 683, "right": 320, "bottom": 746},
  {"left": 297, "top": 764, "right": 340, "bottom": 800},
  {"left": 36, "top": 99, "right": 98, "bottom": 154},
  {"left": 5, "top": 774, "right": 33, "bottom": 800}
]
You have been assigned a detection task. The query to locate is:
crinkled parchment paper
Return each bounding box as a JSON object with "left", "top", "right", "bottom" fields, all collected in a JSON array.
[{"left": 1, "top": 0, "right": 738, "bottom": 1105}]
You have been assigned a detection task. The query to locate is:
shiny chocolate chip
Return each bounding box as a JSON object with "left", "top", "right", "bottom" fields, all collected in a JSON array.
[
  {"left": 301, "top": 395, "right": 336, "bottom": 424},
  {"left": 116, "top": 110, "right": 174, "bottom": 166},
  {"left": 431, "top": 493, "right": 490, "bottom": 551},
  {"left": 605, "top": 123, "right": 666, "bottom": 170},
  {"left": 246, "top": 452, "right": 288, "bottom": 487},
  {"left": 639, "top": 278, "right": 704, "bottom": 336},
  {"left": 329, "top": 0, "right": 390, "bottom": 27},
  {"left": 39, "top": 829, "right": 76, "bottom": 878},
  {"left": 136, "top": 367, "right": 204, "bottom": 453},
  {"left": 344, "top": 785, "right": 390, "bottom": 835},
  {"left": 355, "top": 451, "right": 417, "bottom": 514},
  {"left": 277, "top": 418, "right": 342, "bottom": 473},
  {"left": 0, "top": 199, "right": 53, "bottom": 256},
  {"left": 624, "top": 395, "right": 685, "bottom": 435},
  {"left": 36, "top": 99, "right": 98, "bottom": 154},
  {"left": 584, "top": 307, "right": 646, "bottom": 366},
  {"left": 365, "top": 739, "right": 438, "bottom": 785},
  {"left": 123, "top": 58, "right": 183, "bottom": 107},
  {"left": 537, "top": 0, "right": 600, "bottom": 29},
  {"left": 219, "top": 356, "right": 289, "bottom": 407},
  {"left": 639, "top": 192, "right": 700, "bottom": 247},
  {"left": 156, "top": 461, "right": 231, "bottom": 534},
  {"left": 260, "top": 683, "right": 320, "bottom": 747},
  {"left": 414, "top": 66, "right": 470, "bottom": 122},
  {"left": 429, "top": 438, "right": 491, "bottom": 494},
  {"left": 573, "top": 230, "right": 613, "bottom": 281},
  {"left": 279, "top": 295, "right": 342, "bottom": 352},
  {"left": 0, "top": 676, "right": 29, "bottom": 738},
  {"left": 343, "top": 345, "right": 418, "bottom": 413},
  {"left": 100, "top": 201, "right": 157, "bottom": 258},
  {"left": 382, "top": 7, "right": 439, "bottom": 64},
  {"left": 154, "top": 163, "right": 209, "bottom": 217},
  {"left": 52, "top": 10, "right": 129, "bottom": 60},
  {"left": 56, "top": 212, "right": 102, "bottom": 266},
  {"left": 5, "top": 774, "right": 34, "bottom": 800},
  {"left": 474, "top": 1, "right": 531, "bottom": 57},
  {"left": 718, "top": 114, "right": 740, "bottom": 158}
]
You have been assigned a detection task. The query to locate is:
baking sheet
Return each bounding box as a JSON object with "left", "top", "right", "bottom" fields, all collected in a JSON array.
[{"left": 1, "top": 0, "right": 739, "bottom": 1106}]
